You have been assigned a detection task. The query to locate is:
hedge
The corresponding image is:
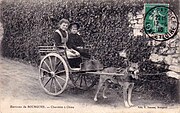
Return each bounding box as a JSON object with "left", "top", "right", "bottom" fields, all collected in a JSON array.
[
  {"left": 0, "top": 0, "right": 177, "bottom": 102},
  {"left": 0, "top": 0, "right": 146, "bottom": 65}
]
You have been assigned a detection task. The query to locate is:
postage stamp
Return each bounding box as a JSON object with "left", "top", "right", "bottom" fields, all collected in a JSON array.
[{"left": 144, "top": 4, "right": 179, "bottom": 41}]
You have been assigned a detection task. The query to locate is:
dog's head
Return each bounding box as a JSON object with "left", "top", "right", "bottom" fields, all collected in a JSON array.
[{"left": 128, "top": 62, "right": 139, "bottom": 79}]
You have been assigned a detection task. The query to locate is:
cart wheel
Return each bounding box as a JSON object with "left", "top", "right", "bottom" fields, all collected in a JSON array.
[
  {"left": 39, "top": 53, "right": 69, "bottom": 96},
  {"left": 70, "top": 73, "right": 98, "bottom": 90}
]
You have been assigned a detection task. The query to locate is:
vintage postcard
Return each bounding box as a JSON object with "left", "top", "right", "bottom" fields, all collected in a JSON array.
[{"left": 0, "top": 0, "right": 179, "bottom": 113}]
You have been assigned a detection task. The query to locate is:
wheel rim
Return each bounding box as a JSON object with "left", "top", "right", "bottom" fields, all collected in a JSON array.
[
  {"left": 39, "top": 53, "right": 69, "bottom": 96},
  {"left": 70, "top": 73, "right": 98, "bottom": 90}
]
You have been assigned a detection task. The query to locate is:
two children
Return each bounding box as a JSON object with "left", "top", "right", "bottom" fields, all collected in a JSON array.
[{"left": 53, "top": 19, "right": 90, "bottom": 68}]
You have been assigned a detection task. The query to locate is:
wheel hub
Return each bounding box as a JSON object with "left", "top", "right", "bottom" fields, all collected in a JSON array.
[{"left": 50, "top": 71, "right": 56, "bottom": 77}]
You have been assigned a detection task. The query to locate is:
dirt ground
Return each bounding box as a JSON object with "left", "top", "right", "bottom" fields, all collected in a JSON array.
[
  {"left": 0, "top": 12, "right": 179, "bottom": 113},
  {"left": 0, "top": 52, "right": 179, "bottom": 113}
]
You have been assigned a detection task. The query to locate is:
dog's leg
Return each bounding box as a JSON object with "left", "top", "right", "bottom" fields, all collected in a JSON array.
[
  {"left": 128, "top": 83, "right": 134, "bottom": 106},
  {"left": 94, "top": 77, "right": 104, "bottom": 101},
  {"left": 102, "top": 81, "right": 108, "bottom": 99},
  {"left": 123, "top": 82, "right": 130, "bottom": 108}
]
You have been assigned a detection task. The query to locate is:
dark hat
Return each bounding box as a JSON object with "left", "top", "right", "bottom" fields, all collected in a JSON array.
[{"left": 69, "top": 22, "right": 80, "bottom": 29}]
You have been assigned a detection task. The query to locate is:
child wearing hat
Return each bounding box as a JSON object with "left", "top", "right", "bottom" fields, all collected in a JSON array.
[{"left": 67, "top": 22, "right": 91, "bottom": 59}]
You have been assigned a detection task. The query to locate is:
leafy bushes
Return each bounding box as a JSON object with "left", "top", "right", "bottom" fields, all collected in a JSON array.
[{"left": 0, "top": 0, "right": 145, "bottom": 65}]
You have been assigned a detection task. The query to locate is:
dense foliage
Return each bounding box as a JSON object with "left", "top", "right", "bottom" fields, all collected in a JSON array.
[{"left": 0, "top": 0, "right": 145, "bottom": 65}]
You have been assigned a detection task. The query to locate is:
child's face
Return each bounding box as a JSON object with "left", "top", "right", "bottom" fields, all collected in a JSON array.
[
  {"left": 59, "top": 23, "right": 69, "bottom": 31},
  {"left": 70, "top": 26, "right": 78, "bottom": 34}
]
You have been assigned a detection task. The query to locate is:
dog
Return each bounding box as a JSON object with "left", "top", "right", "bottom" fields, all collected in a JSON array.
[{"left": 94, "top": 62, "right": 139, "bottom": 108}]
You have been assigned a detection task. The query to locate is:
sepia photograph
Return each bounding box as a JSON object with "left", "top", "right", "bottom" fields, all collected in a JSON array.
[{"left": 0, "top": 0, "right": 179, "bottom": 113}]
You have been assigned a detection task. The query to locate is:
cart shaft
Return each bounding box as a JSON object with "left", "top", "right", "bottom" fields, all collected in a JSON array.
[{"left": 85, "top": 71, "right": 124, "bottom": 76}]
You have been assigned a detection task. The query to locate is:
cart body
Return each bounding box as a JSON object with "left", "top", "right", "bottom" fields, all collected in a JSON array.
[{"left": 38, "top": 45, "right": 103, "bottom": 95}]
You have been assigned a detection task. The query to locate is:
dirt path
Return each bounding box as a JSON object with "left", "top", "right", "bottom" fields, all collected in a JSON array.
[{"left": 0, "top": 56, "right": 179, "bottom": 113}]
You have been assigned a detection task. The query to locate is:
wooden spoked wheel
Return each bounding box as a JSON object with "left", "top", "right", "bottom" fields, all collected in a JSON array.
[
  {"left": 70, "top": 73, "right": 98, "bottom": 90},
  {"left": 39, "top": 53, "right": 69, "bottom": 96}
]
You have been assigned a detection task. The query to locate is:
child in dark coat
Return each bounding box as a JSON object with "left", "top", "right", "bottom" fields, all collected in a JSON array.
[{"left": 67, "top": 22, "right": 91, "bottom": 59}]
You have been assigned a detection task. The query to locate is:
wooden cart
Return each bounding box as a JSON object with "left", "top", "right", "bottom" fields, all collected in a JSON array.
[{"left": 38, "top": 46, "right": 125, "bottom": 96}]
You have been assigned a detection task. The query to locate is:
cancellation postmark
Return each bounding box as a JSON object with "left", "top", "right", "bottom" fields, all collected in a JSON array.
[{"left": 144, "top": 4, "right": 179, "bottom": 41}]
